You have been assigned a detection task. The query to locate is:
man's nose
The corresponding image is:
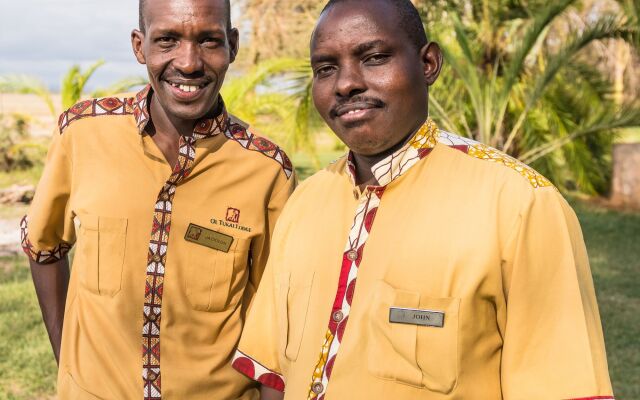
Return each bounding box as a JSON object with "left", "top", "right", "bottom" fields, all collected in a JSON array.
[
  {"left": 334, "top": 63, "right": 366, "bottom": 98},
  {"left": 173, "top": 42, "right": 204, "bottom": 75}
]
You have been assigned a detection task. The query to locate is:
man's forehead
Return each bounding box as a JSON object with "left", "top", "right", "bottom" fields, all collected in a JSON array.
[
  {"left": 311, "top": 1, "right": 398, "bottom": 50},
  {"left": 145, "top": 0, "right": 227, "bottom": 26}
]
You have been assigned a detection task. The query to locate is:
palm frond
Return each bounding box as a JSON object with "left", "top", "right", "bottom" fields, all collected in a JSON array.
[
  {"left": 91, "top": 76, "right": 148, "bottom": 98},
  {"left": 503, "top": 13, "right": 634, "bottom": 153},
  {"left": 0, "top": 75, "right": 56, "bottom": 116},
  {"left": 60, "top": 60, "right": 105, "bottom": 109}
]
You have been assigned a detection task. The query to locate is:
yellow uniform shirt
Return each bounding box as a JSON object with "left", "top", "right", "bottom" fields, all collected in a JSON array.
[
  {"left": 233, "top": 119, "right": 613, "bottom": 399},
  {"left": 22, "top": 86, "right": 296, "bottom": 400}
]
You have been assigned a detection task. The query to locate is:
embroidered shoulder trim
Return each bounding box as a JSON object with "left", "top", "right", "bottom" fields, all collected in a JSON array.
[
  {"left": 566, "top": 397, "right": 615, "bottom": 400},
  {"left": 437, "top": 131, "right": 553, "bottom": 189},
  {"left": 20, "top": 216, "right": 72, "bottom": 264},
  {"left": 224, "top": 121, "right": 294, "bottom": 179},
  {"left": 232, "top": 350, "right": 285, "bottom": 392},
  {"left": 58, "top": 96, "right": 135, "bottom": 134}
]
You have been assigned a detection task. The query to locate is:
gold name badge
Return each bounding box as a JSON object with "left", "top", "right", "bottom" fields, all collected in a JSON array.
[
  {"left": 184, "top": 223, "right": 234, "bottom": 253},
  {"left": 389, "top": 307, "right": 445, "bottom": 328}
]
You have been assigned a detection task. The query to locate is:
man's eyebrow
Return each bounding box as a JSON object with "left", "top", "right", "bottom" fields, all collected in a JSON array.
[
  {"left": 151, "top": 28, "right": 181, "bottom": 37},
  {"left": 311, "top": 39, "right": 388, "bottom": 65},
  {"left": 198, "top": 28, "right": 227, "bottom": 36},
  {"left": 310, "top": 53, "right": 336, "bottom": 65},
  {"left": 352, "top": 39, "right": 387, "bottom": 55}
]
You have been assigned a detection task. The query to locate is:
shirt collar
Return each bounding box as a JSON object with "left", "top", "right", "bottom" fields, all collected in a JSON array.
[
  {"left": 345, "top": 117, "right": 439, "bottom": 188},
  {"left": 132, "top": 84, "right": 230, "bottom": 139}
]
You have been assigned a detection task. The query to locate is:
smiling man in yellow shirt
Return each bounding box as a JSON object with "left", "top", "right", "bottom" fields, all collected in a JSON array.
[
  {"left": 232, "top": 0, "right": 614, "bottom": 399},
  {"left": 22, "top": 0, "right": 295, "bottom": 399}
]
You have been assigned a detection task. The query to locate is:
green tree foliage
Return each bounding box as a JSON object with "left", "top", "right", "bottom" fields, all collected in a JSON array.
[
  {"left": 0, "top": 61, "right": 147, "bottom": 117},
  {"left": 0, "top": 114, "right": 46, "bottom": 172},
  {"left": 422, "top": 0, "right": 640, "bottom": 193}
]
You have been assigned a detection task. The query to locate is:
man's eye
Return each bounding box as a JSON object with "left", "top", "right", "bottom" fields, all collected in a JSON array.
[
  {"left": 156, "top": 37, "right": 175, "bottom": 46},
  {"left": 364, "top": 54, "right": 389, "bottom": 64},
  {"left": 202, "top": 38, "right": 223, "bottom": 48},
  {"left": 314, "top": 65, "right": 336, "bottom": 78}
]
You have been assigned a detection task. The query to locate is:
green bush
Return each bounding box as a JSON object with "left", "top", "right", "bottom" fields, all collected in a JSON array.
[{"left": 0, "top": 114, "right": 47, "bottom": 173}]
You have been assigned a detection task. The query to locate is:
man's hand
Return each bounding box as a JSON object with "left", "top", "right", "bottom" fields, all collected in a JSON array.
[
  {"left": 29, "top": 256, "right": 70, "bottom": 365},
  {"left": 260, "top": 386, "right": 284, "bottom": 400}
]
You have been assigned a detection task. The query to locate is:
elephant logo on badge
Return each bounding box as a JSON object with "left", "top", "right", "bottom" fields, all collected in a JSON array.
[
  {"left": 226, "top": 208, "right": 240, "bottom": 223},
  {"left": 187, "top": 226, "right": 202, "bottom": 241}
]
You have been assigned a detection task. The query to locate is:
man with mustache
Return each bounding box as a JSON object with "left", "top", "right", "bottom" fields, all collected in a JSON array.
[
  {"left": 22, "top": 0, "right": 295, "bottom": 398},
  {"left": 232, "top": 0, "right": 614, "bottom": 399}
]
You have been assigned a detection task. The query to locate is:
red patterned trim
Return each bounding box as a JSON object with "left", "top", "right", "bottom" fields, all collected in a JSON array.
[
  {"left": 20, "top": 216, "right": 72, "bottom": 264},
  {"left": 57, "top": 85, "right": 230, "bottom": 140},
  {"left": 566, "top": 397, "right": 615, "bottom": 400},
  {"left": 224, "top": 122, "right": 294, "bottom": 179},
  {"left": 232, "top": 350, "right": 285, "bottom": 392},
  {"left": 58, "top": 96, "right": 135, "bottom": 134}
]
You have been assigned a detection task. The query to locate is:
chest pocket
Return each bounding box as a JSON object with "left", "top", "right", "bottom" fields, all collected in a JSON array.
[
  {"left": 184, "top": 237, "right": 250, "bottom": 312},
  {"left": 75, "top": 214, "right": 128, "bottom": 297},
  {"left": 367, "top": 280, "right": 460, "bottom": 394},
  {"left": 276, "top": 271, "right": 314, "bottom": 362}
]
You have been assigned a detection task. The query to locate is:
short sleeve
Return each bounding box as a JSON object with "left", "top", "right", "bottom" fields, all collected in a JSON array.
[
  {"left": 500, "top": 187, "right": 614, "bottom": 399},
  {"left": 21, "top": 128, "right": 75, "bottom": 264},
  {"left": 244, "top": 170, "right": 296, "bottom": 309},
  {"left": 233, "top": 247, "right": 286, "bottom": 392}
]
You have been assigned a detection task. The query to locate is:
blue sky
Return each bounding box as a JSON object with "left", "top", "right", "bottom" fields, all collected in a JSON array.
[
  {"left": 1, "top": 1, "right": 248, "bottom": 92},
  {"left": 1, "top": 0, "right": 149, "bottom": 91}
]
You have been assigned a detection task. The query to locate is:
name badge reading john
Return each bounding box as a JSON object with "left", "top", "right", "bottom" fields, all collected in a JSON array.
[
  {"left": 389, "top": 307, "right": 445, "bottom": 328},
  {"left": 184, "top": 224, "right": 234, "bottom": 253}
]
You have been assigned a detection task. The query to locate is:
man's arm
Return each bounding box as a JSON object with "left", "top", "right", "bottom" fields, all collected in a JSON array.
[
  {"left": 260, "top": 386, "right": 284, "bottom": 400},
  {"left": 29, "top": 256, "right": 70, "bottom": 365}
]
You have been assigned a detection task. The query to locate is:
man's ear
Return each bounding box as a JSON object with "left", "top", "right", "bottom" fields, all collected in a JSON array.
[
  {"left": 228, "top": 27, "right": 240, "bottom": 64},
  {"left": 131, "top": 29, "right": 146, "bottom": 65},
  {"left": 420, "top": 41, "right": 443, "bottom": 86}
]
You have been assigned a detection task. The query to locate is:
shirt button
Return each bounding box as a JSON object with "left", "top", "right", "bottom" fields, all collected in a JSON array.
[
  {"left": 153, "top": 255, "right": 161, "bottom": 263},
  {"left": 148, "top": 372, "right": 157, "bottom": 381},
  {"left": 332, "top": 310, "right": 344, "bottom": 323},
  {"left": 148, "top": 313, "right": 157, "bottom": 322},
  {"left": 347, "top": 250, "right": 358, "bottom": 261},
  {"left": 312, "top": 382, "right": 324, "bottom": 394},
  {"left": 161, "top": 193, "right": 170, "bottom": 201}
]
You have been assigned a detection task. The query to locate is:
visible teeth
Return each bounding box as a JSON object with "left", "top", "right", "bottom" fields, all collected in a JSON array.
[
  {"left": 347, "top": 109, "right": 363, "bottom": 115},
  {"left": 170, "top": 83, "right": 201, "bottom": 93},
  {"left": 179, "top": 84, "right": 199, "bottom": 92}
]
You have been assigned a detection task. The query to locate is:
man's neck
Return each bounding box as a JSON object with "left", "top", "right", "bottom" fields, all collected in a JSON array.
[
  {"left": 351, "top": 118, "right": 426, "bottom": 189},
  {"left": 148, "top": 96, "right": 198, "bottom": 139}
]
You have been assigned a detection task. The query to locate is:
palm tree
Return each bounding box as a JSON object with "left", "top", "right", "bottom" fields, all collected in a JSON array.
[
  {"left": 222, "top": 57, "right": 323, "bottom": 165},
  {"left": 420, "top": 0, "right": 640, "bottom": 193},
  {"left": 0, "top": 60, "right": 147, "bottom": 117}
]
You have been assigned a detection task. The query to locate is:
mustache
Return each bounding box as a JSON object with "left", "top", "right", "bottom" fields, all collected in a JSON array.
[
  {"left": 330, "top": 95, "right": 385, "bottom": 118},
  {"left": 161, "top": 70, "right": 213, "bottom": 84}
]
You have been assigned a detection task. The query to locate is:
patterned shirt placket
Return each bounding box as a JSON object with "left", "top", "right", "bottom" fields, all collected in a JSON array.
[
  {"left": 142, "top": 135, "right": 197, "bottom": 400},
  {"left": 305, "top": 119, "right": 439, "bottom": 400},
  {"left": 306, "top": 185, "right": 385, "bottom": 400},
  {"left": 135, "top": 87, "right": 228, "bottom": 400}
]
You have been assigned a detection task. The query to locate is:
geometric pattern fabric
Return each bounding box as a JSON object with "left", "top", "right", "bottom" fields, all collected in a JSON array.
[
  {"left": 28, "top": 84, "right": 295, "bottom": 400},
  {"left": 305, "top": 119, "right": 439, "bottom": 400},
  {"left": 140, "top": 99, "right": 229, "bottom": 400},
  {"left": 304, "top": 119, "right": 552, "bottom": 399},
  {"left": 20, "top": 216, "right": 72, "bottom": 264}
]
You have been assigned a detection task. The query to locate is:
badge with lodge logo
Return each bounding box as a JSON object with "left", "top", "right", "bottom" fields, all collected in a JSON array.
[{"left": 184, "top": 224, "right": 233, "bottom": 252}]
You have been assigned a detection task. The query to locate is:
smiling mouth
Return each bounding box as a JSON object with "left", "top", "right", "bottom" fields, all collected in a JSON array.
[
  {"left": 332, "top": 98, "right": 385, "bottom": 119},
  {"left": 167, "top": 81, "right": 209, "bottom": 93}
]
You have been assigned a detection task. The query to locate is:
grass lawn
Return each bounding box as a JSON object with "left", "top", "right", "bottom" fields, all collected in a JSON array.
[{"left": 0, "top": 199, "right": 638, "bottom": 399}]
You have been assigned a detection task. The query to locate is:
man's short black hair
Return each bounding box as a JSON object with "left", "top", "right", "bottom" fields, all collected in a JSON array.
[
  {"left": 320, "top": 0, "right": 428, "bottom": 51},
  {"left": 139, "top": 0, "right": 232, "bottom": 33}
]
